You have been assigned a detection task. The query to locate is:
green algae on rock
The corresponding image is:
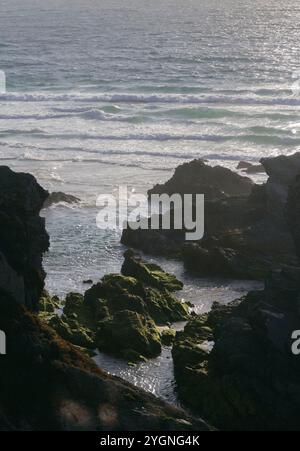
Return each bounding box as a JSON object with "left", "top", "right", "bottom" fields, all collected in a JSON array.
[
  {"left": 38, "top": 290, "right": 60, "bottom": 315},
  {"left": 45, "top": 252, "right": 189, "bottom": 361},
  {"left": 96, "top": 310, "right": 162, "bottom": 362},
  {"left": 121, "top": 249, "right": 183, "bottom": 292},
  {"left": 160, "top": 328, "right": 176, "bottom": 346},
  {"left": 49, "top": 314, "right": 95, "bottom": 349}
]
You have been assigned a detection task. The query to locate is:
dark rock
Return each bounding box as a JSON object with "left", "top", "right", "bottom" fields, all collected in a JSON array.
[
  {"left": 261, "top": 152, "right": 300, "bottom": 186},
  {"left": 237, "top": 161, "right": 265, "bottom": 174},
  {"left": 122, "top": 154, "right": 300, "bottom": 279},
  {"left": 160, "top": 328, "right": 176, "bottom": 346},
  {"left": 172, "top": 270, "right": 300, "bottom": 430},
  {"left": 149, "top": 159, "right": 253, "bottom": 200},
  {"left": 0, "top": 291, "right": 211, "bottom": 431},
  {"left": 83, "top": 279, "right": 93, "bottom": 285},
  {"left": 0, "top": 166, "right": 49, "bottom": 310},
  {"left": 43, "top": 192, "right": 80, "bottom": 209},
  {"left": 261, "top": 152, "right": 300, "bottom": 225},
  {"left": 287, "top": 174, "right": 300, "bottom": 259},
  {"left": 0, "top": 167, "right": 211, "bottom": 431}
]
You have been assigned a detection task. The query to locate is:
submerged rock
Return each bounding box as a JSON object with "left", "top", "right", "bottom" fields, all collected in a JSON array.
[{"left": 43, "top": 191, "right": 80, "bottom": 209}]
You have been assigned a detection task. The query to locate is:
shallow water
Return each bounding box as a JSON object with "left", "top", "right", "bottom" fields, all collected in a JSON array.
[{"left": 43, "top": 204, "right": 263, "bottom": 403}]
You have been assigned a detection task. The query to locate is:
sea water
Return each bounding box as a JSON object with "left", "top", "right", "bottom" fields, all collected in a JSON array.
[{"left": 0, "top": 0, "right": 298, "bottom": 401}]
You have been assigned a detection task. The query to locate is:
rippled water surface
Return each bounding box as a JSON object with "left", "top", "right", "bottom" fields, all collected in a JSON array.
[{"left": 0, "top": 0, "right": 297, "bottom": 400}]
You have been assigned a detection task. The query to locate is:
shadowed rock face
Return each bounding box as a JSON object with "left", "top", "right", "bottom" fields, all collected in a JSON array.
[
  {"left": 149, "top": 159, "right": 253, "bottom": 200},
  {"left": 171, "top": 167, "right": 300, "bottom": 431},
  {"left": 287, "top": 175, "right": 300, "bottom": 260},
  {"left": 122, "top": 154, "right": 300, "bottom": 279},
  {"left": 0, "top": 167, "right": 211, "bottom": 431},
  {"left": 0, "top": 166, "right": 49, "bottom": 310}
]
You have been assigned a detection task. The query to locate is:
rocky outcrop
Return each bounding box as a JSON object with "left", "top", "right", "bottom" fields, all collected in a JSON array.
[
  {"left": 171, "top": 169, "right": 300, "bottom": 431},
  {"left": 0, "top": 166, "right": 49, "bottom": 310},
  {"left": 172, "top": 288, "right": 300, "bottom": 430},
  {"left": 0, "top": 290, "right": 210, "bottom": 431},
  {"left": 149, "top": 159, "right": 253, "bottom": 200},
  {"left": 47, "top": 251, "right": 189, "bottom": 361},
  {"left": 121, "top": 249, "right": 183, "bottom": 292},
  {"left": 122, "top": 154, "right": 300, "bottom": 279},
  {"left": 0, "top": 167, "right": 210, "bottom": 431},
  {"left": 261, "top": 152, "right": 300, "bottom": 224},
  {"left": 287, "top": 174, "right": 300, "bottom": 258},
  {"left": 96, "top": 310, "right": 162, "bottom": 362}
]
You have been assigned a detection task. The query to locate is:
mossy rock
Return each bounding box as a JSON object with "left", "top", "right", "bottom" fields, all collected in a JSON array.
[
  {"left": 57, "top": 253, "right": 188, "bottom": 361},
  {"left": 96, "top": 310, "right": 162, "bottom": 361},
  {"left": 38, "top": 290, "right": 60, "bottom": 314},
  {"left": 49, "top": 314, "right": 95, "bottom": 349},
  {"left": 122, "top": 249, "right": 183, "bottom": 292},
  {"left": 63, "top": 292, "right": 97, "bottom": 330},
  {"left": 85, "top": 272, "right": 189, "bottom": 325},
  {"left": 144, "top": 287, "right": 189, "bottom": 324},
  {"left": 160, "top": 328, "right": 176, "bottom": 346}
]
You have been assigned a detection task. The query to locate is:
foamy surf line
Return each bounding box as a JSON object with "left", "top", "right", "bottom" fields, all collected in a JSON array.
[
  {"left": 1, "top": 130, "right": 299, "bottom": 145},
  {"left": 0, "top": 92, "right": 299, "bottom": 106}
]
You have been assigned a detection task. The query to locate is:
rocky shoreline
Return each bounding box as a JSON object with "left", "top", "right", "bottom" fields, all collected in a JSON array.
[
  {"left": 122, "top": 153, "right": 300, "bottom": 430},
  {"left": 1, "top": 152, "right": 300, "bottom": 430},
  {"left": 0, "top": 166, "right": 210, "bottom": 431},
  {"left": 122, "top": 155, "right": 299, "bottom": 279},
  {"left": 42, "top": 249, "right": 189, "bottom": 363}
]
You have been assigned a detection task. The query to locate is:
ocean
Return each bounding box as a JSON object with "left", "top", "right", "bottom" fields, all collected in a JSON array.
[{"left": 0, "top": 0, "right": 298, "bottom": 400}]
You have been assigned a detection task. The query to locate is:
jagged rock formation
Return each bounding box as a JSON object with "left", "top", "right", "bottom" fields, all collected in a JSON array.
[
  {"left": 47, "top": 250, "right": 188, "bottom": 362},
  {"left": 149, "top": 159, "right": 253, "bottom": 200},
  {"left": 0, "top": 166, "right": 211, "bottom": 431},
  {"left": 122, "top": 155, "right": 300, "bottom": 279},
  {"left": 172, "top": 171, "right": 300, "bottom": 431},
  {"left": 0, "top": 166, "right": 49, "bottom": 310}
]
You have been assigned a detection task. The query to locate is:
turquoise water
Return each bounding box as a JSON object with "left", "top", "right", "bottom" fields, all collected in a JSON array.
[{"left": 0, "top": 0, "right": 297, "bottom": 400}]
